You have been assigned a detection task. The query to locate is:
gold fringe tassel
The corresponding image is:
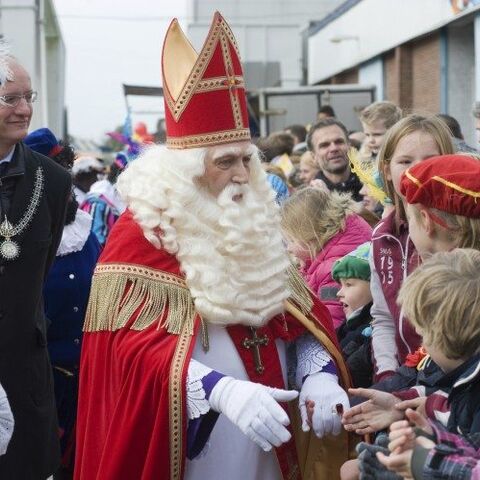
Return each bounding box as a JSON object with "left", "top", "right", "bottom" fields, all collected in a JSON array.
[
  {"left": 83, "top": 264, "right": 196, "bottom": 336},
  {"left": 286, "top": 264, "right": 314, "bottom": 316}
]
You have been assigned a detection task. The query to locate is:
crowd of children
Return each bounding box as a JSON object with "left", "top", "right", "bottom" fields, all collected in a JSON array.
[{"left": 278, "top": 99, "right": 480, "bottom": 479}]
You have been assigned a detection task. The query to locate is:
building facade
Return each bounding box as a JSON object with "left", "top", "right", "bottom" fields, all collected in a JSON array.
[
  {"left": 187, "top": 0, "right": 343, "bottom": 89},
  {"left": 0, "top": 0, "right": 66, "bottom": 137},
  {"left": 307, "top": 0, "right": 480, "bottom": 145}
]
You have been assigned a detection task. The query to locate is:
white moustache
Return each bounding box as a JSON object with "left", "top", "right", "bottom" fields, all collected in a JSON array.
[{"left": 217, "top": 183, "right": 249, "bottom": 207}]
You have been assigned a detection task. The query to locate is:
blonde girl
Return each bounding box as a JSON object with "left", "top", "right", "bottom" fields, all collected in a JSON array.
[
  {"left": 281, "top": 188, "right": 372, "bottom": 329},
  {"left": 369, "top": 114, "right": 454, "bottom": 380}
]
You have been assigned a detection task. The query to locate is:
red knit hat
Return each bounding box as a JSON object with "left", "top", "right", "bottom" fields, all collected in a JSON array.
[
  {"left": 400, "top": 154, "right": 480, "bottom": 218},
  {"left": 161, "top": 12, "right": 250, "bottom": 149}
]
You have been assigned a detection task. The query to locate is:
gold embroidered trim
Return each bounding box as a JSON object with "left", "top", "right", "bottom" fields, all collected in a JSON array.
[
  {"left": 167, "top": 19, "right": 222, "bottom": 120},
  {"left": 283, "top": 448, "right": 300, "bottom": 480},
  {"left": 286, "top": 264, "right": 314, "bottom": 316},
  {"left": 195, "top": 75, "right": 244, "bottom": 93},
  {"left": 166, "top": 128, "right": 251, "bottom": 149},
  {"left": 94, "top": 263, "right": 188, "bottom": 287},
  {"left": 219, "top": 14, "right": 242, "bottom": 57},
  {"left": 404, "top": 169, "right": 423, "bottom": 189},
  {"left": 431, "top": 175, "right": 480, "bottom": 198},
  {"left": 406, "top": 169, "right": 480, "bottom": 199},
  {"left": 83, "top": 263, "right": 196, "bottom": 335},
  {"left": 219, "top": 31, "right": 243, "bottom": 129},
  {"left": 169, "top": 319, "right": 194, "bottom": 480},
  {"left": 229, "top": 84, "right": 243, "bottom": 129},
  {"left": 164, "top": 86, "right": 176, "bottom": 117},
  {"left": 165, "top": 14, "right": 244, "bottom": 122}
]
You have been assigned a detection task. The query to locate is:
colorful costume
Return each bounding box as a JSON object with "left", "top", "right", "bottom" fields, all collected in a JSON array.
[
  {"left": 75, "top": 12, "right": 354, "bottom": 480},
  {"left": 43, "top": 209, "right": 100, "bottom": 464}
]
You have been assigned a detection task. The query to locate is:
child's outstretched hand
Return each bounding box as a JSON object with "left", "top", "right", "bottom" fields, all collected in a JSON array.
[
  {"left": 342, "top": 388, "right": 403, "bottom": 435},
  {"left": 387, "top": 408, "right": 433, "bottom": 454},
  {"left": 376, "top": 446, "right": 414, "bottom": 479},
  {"left": 395, "top": 396, "right": 427, "bottom": 417},
  {"left": 377, "top": 436, "right": 435, "bottom": 480},
  {"left": 376, "top": 408, "right": 436, "bottom": 479}
]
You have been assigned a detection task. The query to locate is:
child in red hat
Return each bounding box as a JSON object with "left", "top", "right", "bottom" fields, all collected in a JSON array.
[{"left": 401, "top": 153, "right": 480, "bottom": 258}]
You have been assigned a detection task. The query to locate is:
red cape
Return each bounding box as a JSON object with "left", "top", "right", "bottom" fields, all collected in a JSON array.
[{"left": 74, "top": 211, "right": 350, "bottom": 480}]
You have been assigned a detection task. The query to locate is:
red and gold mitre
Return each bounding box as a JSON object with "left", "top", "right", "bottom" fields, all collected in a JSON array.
[{"left": 161, "top": 12, "right": 251, "bottom": 149}]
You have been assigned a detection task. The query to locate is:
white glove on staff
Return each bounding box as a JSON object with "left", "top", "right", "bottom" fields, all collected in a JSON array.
[
  {"left": 299, "top": 372, "right": 349, "bottom": 438},
  {"left": 209, "top": 377, "right": 298, "bottom": 452}
]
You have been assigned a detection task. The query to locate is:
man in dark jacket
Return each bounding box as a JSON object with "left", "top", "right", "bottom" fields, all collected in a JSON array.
[
  {"left": 0, "top": 55, "right": 71, "bottom": 478},
  {"left": 307, "top": 118, "right": 363, "bottom": 201}
]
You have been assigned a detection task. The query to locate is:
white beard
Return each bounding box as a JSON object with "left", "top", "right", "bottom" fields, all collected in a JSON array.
[
  {"left": 175, "top": 182, "right": 290, "bottom": 327},
  {"left": 117, "top": 145, "right": 291, "bottom": 327}
]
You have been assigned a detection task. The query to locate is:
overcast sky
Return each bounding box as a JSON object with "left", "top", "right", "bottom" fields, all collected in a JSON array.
[{"left": 53, "top": 0, "right": 188, "bottom": 142}]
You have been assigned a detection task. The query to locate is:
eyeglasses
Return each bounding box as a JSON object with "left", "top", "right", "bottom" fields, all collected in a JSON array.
[{"left": 0, "top": 91, "right": 37, "bottom": 108}]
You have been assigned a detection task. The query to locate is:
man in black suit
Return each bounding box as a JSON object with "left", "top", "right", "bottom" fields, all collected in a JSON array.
[{"left": 0, "top": 55, "right": 71, "bottom": 478}]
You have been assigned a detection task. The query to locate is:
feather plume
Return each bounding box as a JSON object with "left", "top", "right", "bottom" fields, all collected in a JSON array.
[{"left": 348, "top": 148, "right": 389, "bottom": 204}]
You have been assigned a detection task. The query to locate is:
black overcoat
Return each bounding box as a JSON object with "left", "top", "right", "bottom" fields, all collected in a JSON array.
[{"left": 0, "top": 142, "right": 71, "bottom": 479}]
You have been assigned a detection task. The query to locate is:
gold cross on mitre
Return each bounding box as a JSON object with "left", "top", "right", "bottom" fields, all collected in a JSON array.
[
  {"left": 221, "top": 65, "right": 243, "bottom": 92},
  {"left": 243, "top": 327, "right": 269, "bottom": 374}
]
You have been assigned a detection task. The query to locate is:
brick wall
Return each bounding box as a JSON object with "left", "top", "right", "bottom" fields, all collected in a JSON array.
[
  {"left": 319, "top": 33, "right": 440, "bottom": 114},
  {"left": 384, "top": 50, "right": 396, "bottom": 103},
  {"left": 411, "top": 33, "right": 440, "bottom": 114},
  {"left": 323, "top": 67, "right": 359, "bottom": 84},
  {"left": 384, "top": 33, "right": 440, "bottom": 114},
  {"left": 384, "top": 45, "right": 413, "bottom": 110}
]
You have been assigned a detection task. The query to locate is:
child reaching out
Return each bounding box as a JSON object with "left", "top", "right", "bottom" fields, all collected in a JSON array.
[
  {"left": 378, "top": 248, "right": 480, "bottom": 479},
  {"left": 382, "top": 408, "right": 480, "bottom": 480},
  {"left": 343, "top": 153, "right": 480, "bottom": 436}
]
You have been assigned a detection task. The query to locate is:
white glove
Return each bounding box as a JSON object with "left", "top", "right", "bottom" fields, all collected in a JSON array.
[
  {"left": 299, "top": 372, "right": 349, "bottom": 438},
  {"left": 209, "top": 376, "right": 298, "bottom": 452}
]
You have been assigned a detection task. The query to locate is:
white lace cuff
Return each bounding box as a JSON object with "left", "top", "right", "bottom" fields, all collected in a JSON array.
[
  {"left": 296, "top": 334, "right": 333, "bottom": 387},
  {"left": 186, "top": 359, "right": 213, "bottom": 420}
]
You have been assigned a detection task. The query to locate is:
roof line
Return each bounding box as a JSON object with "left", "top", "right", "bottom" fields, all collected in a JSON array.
[
  {"left": 305, "top": 0, "right": 362, "bottom": 38},
  {"left": 308, "top": 2, "right": 480, "bottom": 83}
]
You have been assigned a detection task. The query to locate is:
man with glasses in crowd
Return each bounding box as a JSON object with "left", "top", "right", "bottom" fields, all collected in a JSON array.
[{"left": 0, "top": 54, "right": 71, "bottom": 479}]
